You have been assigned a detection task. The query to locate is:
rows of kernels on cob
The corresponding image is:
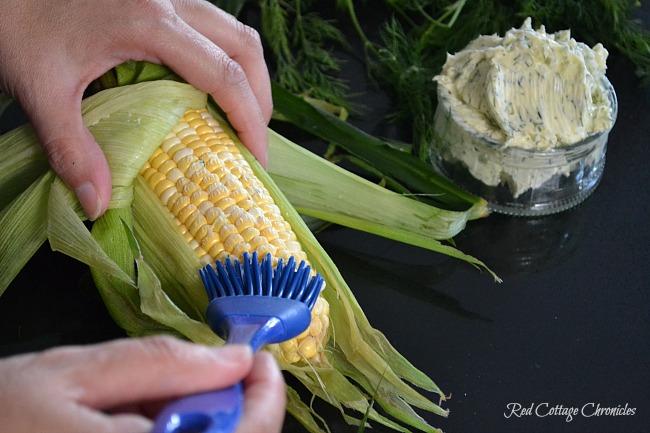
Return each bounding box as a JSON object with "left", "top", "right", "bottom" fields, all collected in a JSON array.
[{"left": 139, "top": 108, "right": 330, "bottom": 365}]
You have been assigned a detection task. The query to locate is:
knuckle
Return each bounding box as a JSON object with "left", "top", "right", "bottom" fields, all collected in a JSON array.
[
  {"left": 215, "top": 56, "right": 248, "bottom": 91},
  {"left": 224, "top": 57, "right": 247, "bottom": 84},
  {"left": 236, "top": 23, "right": 263, "bottom": 53}
]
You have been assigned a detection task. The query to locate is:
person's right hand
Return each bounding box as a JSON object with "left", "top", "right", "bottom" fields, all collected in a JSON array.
[
  {"left": 0, "top": 0, "right": 272, "bottom": 220},
  {"left": 0, "top": 336, "right": 286, "bottom": 433}
]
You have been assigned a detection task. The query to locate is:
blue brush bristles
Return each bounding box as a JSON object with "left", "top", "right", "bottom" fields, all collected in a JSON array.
[{"left": 200, "top": 252, "right": 323, "bottom": 310}]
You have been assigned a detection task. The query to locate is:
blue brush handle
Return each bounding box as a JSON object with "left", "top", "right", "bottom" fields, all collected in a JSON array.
[
  {"left": 150, "top": 383, "right": 243, "bottom": 433},
  {"left": 151, "top": 316, "right": 287, "bottom": 433}
]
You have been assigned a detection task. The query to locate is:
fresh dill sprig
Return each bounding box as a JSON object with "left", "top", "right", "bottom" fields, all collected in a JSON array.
[
  {"left": 221, "top": 0, "right": 649, "bottom": 167},
  {"left": 370, "top": 18, "right": 439, "bottom": 159},
  {"left": 259, "top": 0, "right": 351, "bottom": 109}
]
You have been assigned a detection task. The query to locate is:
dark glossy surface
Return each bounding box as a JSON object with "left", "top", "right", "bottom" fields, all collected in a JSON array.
[{"left": 2, "top": 9, "right": 649, "bottom": 433}]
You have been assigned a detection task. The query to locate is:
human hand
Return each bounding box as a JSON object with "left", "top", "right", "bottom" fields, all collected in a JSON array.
[
  {"left": 0, "top": 336, "right": 286, "bottom": 433},
  {"left": 0, "top": 0, "right": 272, "bottom": 220}
]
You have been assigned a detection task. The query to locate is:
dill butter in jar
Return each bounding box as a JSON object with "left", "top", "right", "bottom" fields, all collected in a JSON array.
[{"left": 430, "top": 18, "right": 617, "bottom": 216}]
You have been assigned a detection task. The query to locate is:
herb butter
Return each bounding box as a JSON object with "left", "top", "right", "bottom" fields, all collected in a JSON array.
[
  {"left": 430, "top": 18, "right": 617, "bottom": 214},
  {"left": 435, "top": 17, "right": 613, "bottom": 149}
]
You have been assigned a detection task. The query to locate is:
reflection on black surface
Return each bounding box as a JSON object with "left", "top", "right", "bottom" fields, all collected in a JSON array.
[
  {"left": 320, "top": 240, "right": 492, "bottom": 323},
  {"left": 456, "top": 203, "right": 587, "bottom": 276}
]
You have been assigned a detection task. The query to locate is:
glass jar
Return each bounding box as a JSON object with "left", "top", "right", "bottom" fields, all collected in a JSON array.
[{"left": 429, "top": 80, "right": 618, "bottom": 217}]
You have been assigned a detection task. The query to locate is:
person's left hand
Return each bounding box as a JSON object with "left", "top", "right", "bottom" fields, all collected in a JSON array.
[{"left": 0, "top": 0, "right": 272, "bottom": 220}]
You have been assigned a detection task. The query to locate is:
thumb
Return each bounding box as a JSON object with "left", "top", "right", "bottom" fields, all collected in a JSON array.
[{"left": 28, "top": 89, "right": 111, "bottom": 220}]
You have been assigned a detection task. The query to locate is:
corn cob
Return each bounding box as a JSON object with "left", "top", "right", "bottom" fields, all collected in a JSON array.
[{"left": 139, "top": 108, "right": 330, "bottom": 365}]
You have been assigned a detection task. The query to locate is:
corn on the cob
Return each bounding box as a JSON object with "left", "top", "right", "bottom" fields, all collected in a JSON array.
[
  {"left": 139, "top": 108, "right": 330, "bottom": 365},
  {"left": 0, "top": 81, "right": 451, "bottom": 433}
]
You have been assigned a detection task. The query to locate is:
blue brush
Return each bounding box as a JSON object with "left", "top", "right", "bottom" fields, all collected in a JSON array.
[{"left": 152, "top": 251, "right": 324, "bottom": 433}]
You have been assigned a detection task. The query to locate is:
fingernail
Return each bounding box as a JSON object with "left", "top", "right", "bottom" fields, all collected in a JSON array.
[{"left": 75, "top": 181, "right": 102, "bottom": 221}]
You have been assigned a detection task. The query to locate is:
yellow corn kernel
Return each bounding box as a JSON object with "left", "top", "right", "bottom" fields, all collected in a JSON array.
[
  {"left": 215, "top": 197, "right": 236, "bottom": 211},
  {"left": 298, "top": 336, "right": 318, "bottom": 359},
  {"left": 150, "top": 151, "right": 170, "bottom": 170},
  {"left": 188, "top": 214, "right": 207, "bottom": 238},
  {"left": 153, "top": 178, "right": 175, "bottom": 197},
  {"left": 201, "top": 230, "right": 221, "bottom": 252},
  {"left": 166, "top": 167, "right": 184, "bottom": 183},
  {"left": 207, "top": 182, "right": 230, "bottom": 203},
  {"left": 203, "top": 155, "right": 224, "bottom": 172},
  {"left": 240, "top": 227, "right": 260, "bottom": 243},
  {"left": 177, "top": 154, "right": 198, "bottom": 173},
  {"left": 157, "top": 159, "right": 177, "bottom": 175},
  {"left": 181, "top": 134, "right": 201, "bottom": 147},
  {"left": 190, "top": 189, "right": 209, "bottom": 208},
  {"left": 200, "top": 173, "right": 219, "bottom": 190},
  {"left": 223, "top": 233, "right": 245, "bottom": 252},
  {"left": 193, "top": 145, "right": 211, "bottom": 158},
  {"left": 190, "top": 167, "right": 210, "bottom": 184},
  {"left": 146, "top": 169, "right": 164, "bottom": 184},
  {"left": 218, "top": 223, "right": 239, "bottom": 240},
  {"left": 204, "top": 207, "right": 223, "bottom": 225},
  {"left": 254, "top": 243, "right": 277, "bottom": 258},
  {"left": 161, "top": 135, "right": 181, "bottom": 153},
  {"left": 208, "top": 241, "right": 226, "bottom": 260},
  {"left": 171, "top": 146, "right": 193, "bottom": 163}
]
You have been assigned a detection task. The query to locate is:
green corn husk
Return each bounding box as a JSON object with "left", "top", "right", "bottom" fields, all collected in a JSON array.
[
  {"left": 0, "top": 80, "right": 462, "bottom": 432},
  {"left": 266, "top": 128, "right": 496, "bottom": 278}
]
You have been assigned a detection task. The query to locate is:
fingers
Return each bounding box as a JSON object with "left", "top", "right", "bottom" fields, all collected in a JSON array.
[
  {"left": 157, "top": 30, "right": 269, "bottom": 166},
  {"left": 27, "top": 83, "right": 111, "bottom": 220},
  {"left": 149, "top": 1, "right": 271, "bottom": 166},
  {"left": 173, "top": 1, "right": 273, "bottom": 121},
  {"left": 236, "top": 351, "right": 287, "bottom": 433},
  {"left": 66, "top": 337, "right": 254, "bottom": 409},
  {"left": 0, "top": 337, "right": 283, "bottom": 433},
  {"left": 0, "top": 0, "right": 272, "bottom": 221},
  {"left": 0, "top": 337, "right": 256, "bottom": 433}
]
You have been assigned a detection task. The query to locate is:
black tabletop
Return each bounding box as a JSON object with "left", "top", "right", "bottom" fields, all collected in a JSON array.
[{"left": 1, "top": 7, "right": 649, "bottom": 433}]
